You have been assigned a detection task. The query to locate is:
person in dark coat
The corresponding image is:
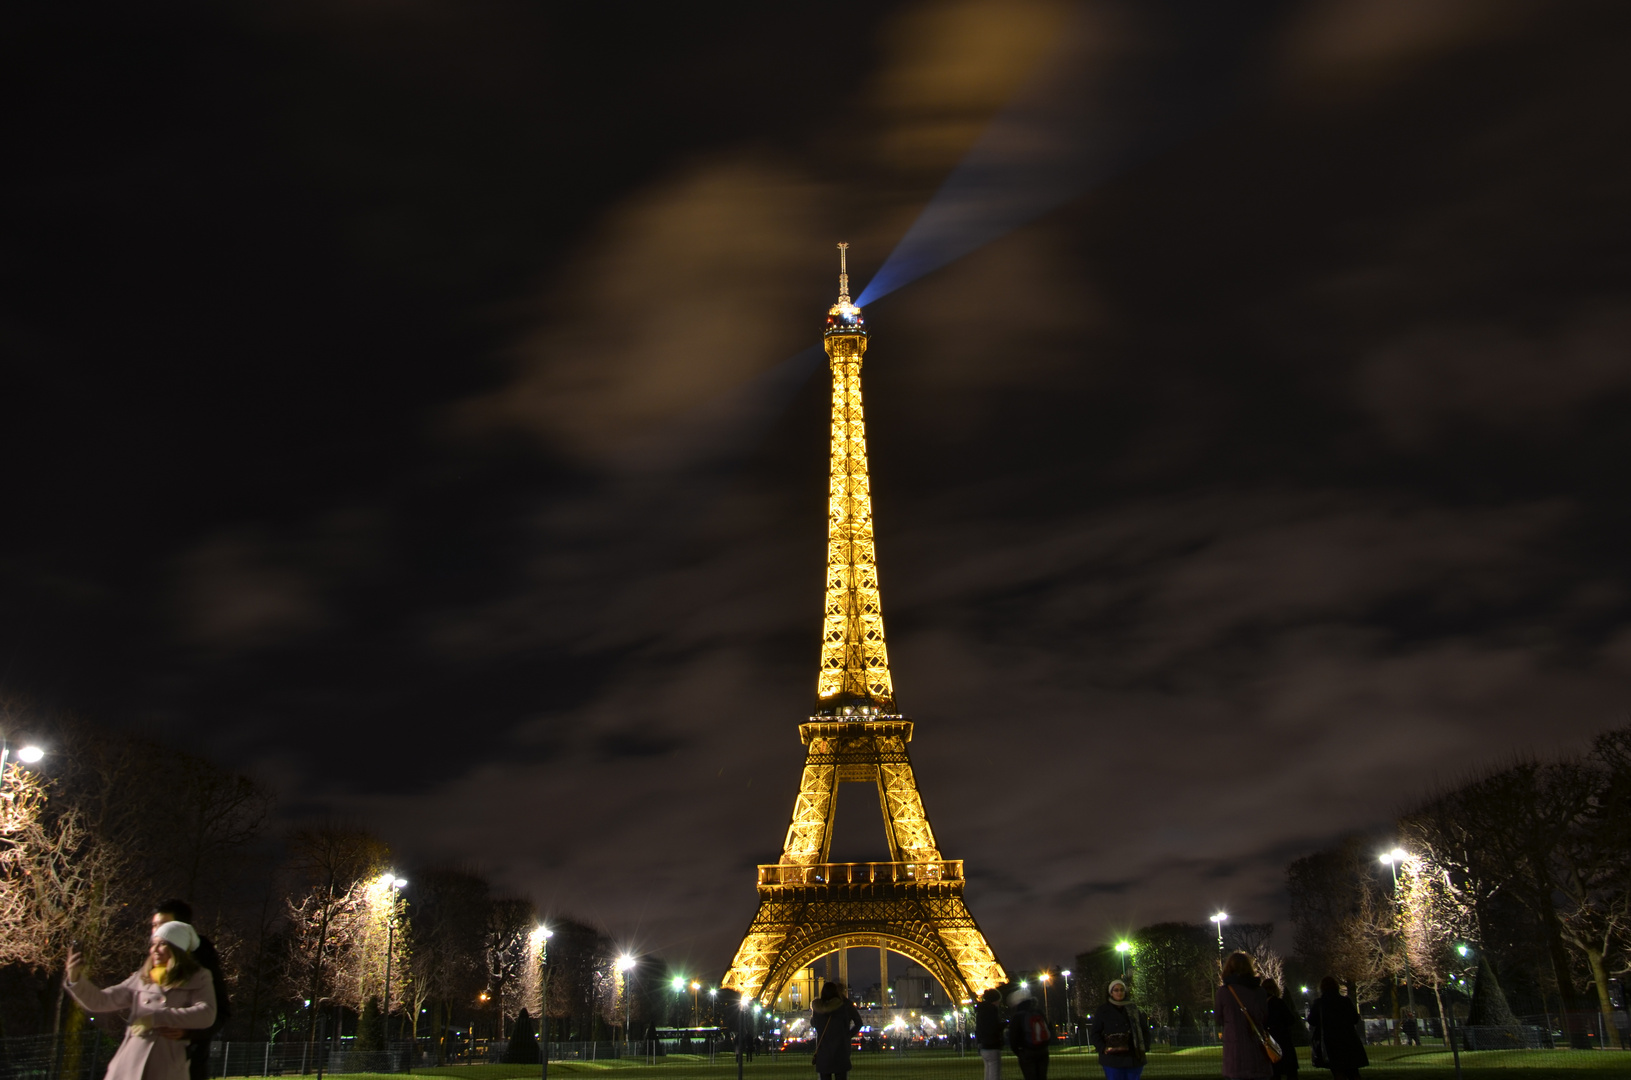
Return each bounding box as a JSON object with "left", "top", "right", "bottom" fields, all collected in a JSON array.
[
  {"left": 975, "top": 987, "right": 1004, "bottom": 1080},
  {"left": 810, "top": 982, "right": 861, "bottom": 1080},
  {"left": 1006, "top": 988, "right": 1052, "bottom": 1080},
  {"left": 1307, "top": 978, "right": 1367, "bottom": 1080},
  {"left": 153, "top": 900, "right": 229, "bottom": 1080},
  {"left": 1089, "top": 978, "right": 1149, "bottom": 1080},
  {"left": 1216, "top": 951, "right": 1273, "bottom": 1080},
  {"left": 1262, "top": 980, "right": 1300, "bottom": 1080}
]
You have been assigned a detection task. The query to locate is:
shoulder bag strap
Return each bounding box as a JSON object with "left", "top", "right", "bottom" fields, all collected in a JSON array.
[{"left": 1227, "top": 986, "right": 1271, "bottom": 1046}]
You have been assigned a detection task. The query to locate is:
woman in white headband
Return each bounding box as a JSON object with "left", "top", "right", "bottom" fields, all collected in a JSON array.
[{"left": 66, "top": 920, "right": 218, "bottom": 1080}]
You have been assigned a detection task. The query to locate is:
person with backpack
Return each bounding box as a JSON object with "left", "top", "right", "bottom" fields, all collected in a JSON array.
[
  {"left": 1007, "top": 987, "right": 1052, "bottom": 1080},
  {"left": 1089, "top": 979, "right": 1149, "bottom": 1080},
  {"left": 152, "top": 900, "right": 230, "bottom": 1080},
  {"left": 975, "top": 988, "right": 1004, "bottom": 1080}
]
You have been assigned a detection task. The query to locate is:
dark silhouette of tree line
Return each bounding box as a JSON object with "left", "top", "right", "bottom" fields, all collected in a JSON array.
[{"left": 0, "top": 709, "right": 678, "bottom": 1049}]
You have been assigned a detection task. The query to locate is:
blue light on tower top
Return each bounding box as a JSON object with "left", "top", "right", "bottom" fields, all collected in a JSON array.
[{"left": 824, "top": 242, "right": 866, "bottom": 338}]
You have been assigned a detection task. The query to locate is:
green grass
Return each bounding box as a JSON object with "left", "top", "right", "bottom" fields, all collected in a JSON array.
[{"left": 314, "top": 1045, "right": 1628, "bottom": 1080}]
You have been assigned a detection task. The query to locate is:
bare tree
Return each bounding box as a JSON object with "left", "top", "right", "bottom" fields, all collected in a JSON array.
[
  {"left": 1287, "top": 835, "right": 1390, "bottom": 1001},
  {"left": 485, "top": 897, "right": 536, "bottom": 1033},
  {"left": 0, "top": 761, "right": 127, "bottom": 969},
  {"left": 284, "top": 826, "right": 390, "bottom": 1048},
  {"left": 403, "top": 868, "right": 490, "bottom": 1062}
]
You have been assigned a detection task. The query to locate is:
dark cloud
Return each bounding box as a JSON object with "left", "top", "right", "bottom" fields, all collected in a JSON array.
[{"left": 4, "top": 0, "right": 1631, "bottom": 978}]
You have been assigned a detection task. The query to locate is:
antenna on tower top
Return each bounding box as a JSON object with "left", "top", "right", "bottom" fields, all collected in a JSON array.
[{"left": 837, "top": 242, "right": 850, "bottom": 304}]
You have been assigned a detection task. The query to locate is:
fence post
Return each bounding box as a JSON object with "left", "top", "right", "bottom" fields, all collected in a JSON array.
[{"left": 263, "top": 1042, "right": 271, "bottom": 1078}]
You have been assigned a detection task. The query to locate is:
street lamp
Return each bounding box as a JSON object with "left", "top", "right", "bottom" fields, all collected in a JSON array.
[
  {"left": 1209, "top": 912, "right": 1228, "bottom": 961},
  {"left": 691, "top": 982, "right": 701, "bottom": 1028},
  {"left": 1061, "top": 970, "right": 1073, "bottom": 1046},
  {"left": 0, "top": 739, "right": 45, "bottom": 789},
  {"left": 1115, "top": 941, "right": 1132, "bottom": 977},
  {"left": 532, "top": 926, "right": 553, "bottom": 1080},
  {"left": 616, "top": 956, "right": 636, "bottom": 1053},
  {"left": 380, "top": 876, "right": 407, "bottom": 1051},
  {"left": 1379, "top": 849, "right": 1418, "bottom": 1025},
  {"left": 1038, "top": 972, "right": 1051, "bottom": 1020}
]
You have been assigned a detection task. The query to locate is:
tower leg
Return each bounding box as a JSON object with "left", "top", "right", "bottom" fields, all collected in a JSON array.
[
  {"left": 880, "top": 948, "right": 889, "bottom": 1011},
  {"left": 839, "top": 948, "right": 849, "bottom": 989}
]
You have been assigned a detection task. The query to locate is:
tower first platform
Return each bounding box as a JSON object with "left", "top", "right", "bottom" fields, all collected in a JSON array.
[{"left": 720, "top": 246, "right": 1006, "bottom": 1006}]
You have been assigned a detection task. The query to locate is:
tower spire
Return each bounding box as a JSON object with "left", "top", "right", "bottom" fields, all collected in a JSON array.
[{"left": 818, "top": 244, "right": 892, "bottom": 714}]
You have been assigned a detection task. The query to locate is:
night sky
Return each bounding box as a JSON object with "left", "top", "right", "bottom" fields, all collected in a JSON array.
[{"left": 6, "top": 1, "right": 1631, "bottom": 983}]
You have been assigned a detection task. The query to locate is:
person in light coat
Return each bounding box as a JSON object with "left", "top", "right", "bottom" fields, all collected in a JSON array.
[{"left": 66, "top": 921, "right": 218, "bottom": 1080}]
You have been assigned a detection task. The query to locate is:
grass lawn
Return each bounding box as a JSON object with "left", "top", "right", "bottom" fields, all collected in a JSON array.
[{"left": 317, "top": 1044, "right": 1627, "bottom": 1080}]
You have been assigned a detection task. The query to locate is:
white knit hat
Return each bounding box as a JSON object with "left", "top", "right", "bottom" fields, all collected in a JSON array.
[{"left": 153, "top": 920, "right": 200, "bottom": 954}]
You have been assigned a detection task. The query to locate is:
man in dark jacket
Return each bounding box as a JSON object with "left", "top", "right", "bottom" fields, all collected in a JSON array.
[
  {"left": 1006, "top": 988, "right": 1051, "bottom": 1080},
  {"left": 153, "top": 899, "right": 230, "bottom": 1080},
  {"left": 1307, "top": 977, "right": 1367, "bottom": 1080},
  {"left": 974, "top": 988, "right": 1003, "bottom": 1080}
]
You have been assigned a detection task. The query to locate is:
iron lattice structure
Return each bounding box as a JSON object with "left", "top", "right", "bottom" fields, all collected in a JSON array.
[
  {"left": 720, "top": 247, "right": 1006, "bottom": 1006},
  {"left": 818, "top": 242, "right": 894, "bottom": 711}
]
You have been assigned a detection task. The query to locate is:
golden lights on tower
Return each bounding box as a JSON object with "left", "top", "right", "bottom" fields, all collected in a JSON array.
[
  {"left": 718, "top": 246, "right": 1006, "bottom": 1007},
  {"left": 818, "top": 242, "right": 894, "bottom": 714}
]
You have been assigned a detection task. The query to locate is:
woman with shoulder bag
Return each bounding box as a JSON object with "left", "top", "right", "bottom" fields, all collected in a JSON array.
[
  {"left": 1089, "top": 979, "right": 1149, "bottom": 1080},
  {"left": 1216, "top": 951, "right": 1274, "bottom": 1080},
  {"left": 810, "top": 981, "right": 862, "bottom": 1080}
]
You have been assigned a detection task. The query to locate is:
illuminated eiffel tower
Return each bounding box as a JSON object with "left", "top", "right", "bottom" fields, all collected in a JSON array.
[{"left": 720, "top": 245, "right": 1006, "bottom": 1005}]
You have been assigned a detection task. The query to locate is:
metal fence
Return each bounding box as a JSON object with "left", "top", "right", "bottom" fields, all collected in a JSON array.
[{"left": 4, "top": 1029, "right": 1626, "bottom": 1080}]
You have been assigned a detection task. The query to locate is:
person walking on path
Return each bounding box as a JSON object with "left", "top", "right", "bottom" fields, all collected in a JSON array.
[
  {"left": 153, "top": 900, "right": 229, "bottom": 1080},
  {"left": 1307, "top": 978, "right": 1368, "bottom": 1080},
  {"left": 975, "top": 987, "right": 1004, "bottom": 1080},
  {"left": 1089, "top": 978, "right": 1149, "bottom": 1080},
  {"left": 64, "top": 921, "right": 218, "bottom": 1080},
  {"left": 810, "top": 982, "right": 862, "bottom": 1080},
  {"left": 1007, "top": 987, "right": 1053, "bottom": 1080},
  {"left": 1262, "top": 980, "right": 1300, "bottom": 1080},
  {"left": 1216, "top": 951, "right": 1273, "bottom": 1080}
]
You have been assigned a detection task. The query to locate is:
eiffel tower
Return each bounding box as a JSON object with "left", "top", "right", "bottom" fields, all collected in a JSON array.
[{"left": 720, "top": 245, "right": 1006, "bottom": 1006}]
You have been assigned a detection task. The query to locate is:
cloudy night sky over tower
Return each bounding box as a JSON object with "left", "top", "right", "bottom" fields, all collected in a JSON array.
[{"left": 5, "top": 1, "right": 1631, "bottom": 979}]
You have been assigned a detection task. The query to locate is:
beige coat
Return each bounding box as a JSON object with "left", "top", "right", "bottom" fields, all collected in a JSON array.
[{"left": 66, "top": 968, "right": 216, "bottom": 1080}]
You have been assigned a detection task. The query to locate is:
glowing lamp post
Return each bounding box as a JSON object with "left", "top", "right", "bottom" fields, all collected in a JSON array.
[
  {"left": 531, "top": 926, "right": 553, "bottom": 1080},
  {"left": 0, "top": 740, "right": 45, "bottom": 790},
  {"left": 1209, "top": 912, "right": 1228, "bottom": 961},
  {"left": 691, "top": 982, "right": 701, "bottom": 1028},
  {"left": 1061, "top": 969, "right": 1074, "bottom": 1046},
  {"left": 1379, "top": 849, "right": 1418, "bottom": 1034},
  {"left": 380, "top": 876, "right": 407, "bottom": 1051},
  {"left": 617, "top": 956, "right": 636, "bottom": 1054},
  {"left": 1115, "top": 941, "right": 1132, "bottom": 977}
]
